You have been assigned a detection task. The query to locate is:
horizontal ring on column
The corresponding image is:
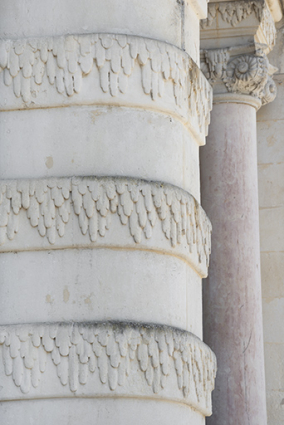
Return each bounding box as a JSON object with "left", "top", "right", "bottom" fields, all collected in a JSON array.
[
  {"left": 0, "top": 33, "right": 212, "bottom": 143},
  {"left": 0, "top": 321, "right": 216, "bottom": 416},
  {"left": 0, "top": 176, "right": 211, "bottom": 276}
]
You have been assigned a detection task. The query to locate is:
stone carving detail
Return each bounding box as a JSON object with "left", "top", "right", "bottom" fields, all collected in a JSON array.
[
  {"left": 202, "top": 0, "right": 262, "bottom": 28},
  {"left": 201, "top": 49, "right": 277, "bottom": 105},
  {"left": 201, "top": 0, "right": 276, "bottom": 50},
  {"left": 202, "top": 49, "right": 231, "bottom": 82},
  {"left": 0, "top": 33, "right": 212, "bottom": 135},
  {"left": 224, "top": 54, "right": 269, "bottom": 96},
  {"left": 262, "top": 76, "right": 277, "bottom": 105},
  {"left": 0, "top": 322, "right": 216, "bottom": 413},
  {"left": 260, "top": 6, "right": 277, "bottom": 50},
  {"left": 0, "top": 176, "right": 212, "bottom": 266}
]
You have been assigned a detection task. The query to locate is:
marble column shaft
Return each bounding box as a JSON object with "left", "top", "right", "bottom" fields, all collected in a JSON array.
[
  {"left": 200, "top": 2, "right": 279, "bottom": 422},
  {"left": 201, "top": 102, "right": 267, "bottom": 425}
]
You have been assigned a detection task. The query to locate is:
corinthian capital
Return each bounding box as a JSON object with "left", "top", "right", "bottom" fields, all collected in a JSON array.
[
  {"left": 200, "top": 0, "right": 279, "bottom": 108},
  {"left": 201, "top": 46, "right": 277, "bottom": 107}
]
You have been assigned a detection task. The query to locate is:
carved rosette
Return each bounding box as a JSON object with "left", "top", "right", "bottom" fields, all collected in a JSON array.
[
  {"left": 201, "top": 49, "right": 277, "bottom": 107},
  {"left": 224, "top": 54, "right": 268, "bottom": 96},
  {"left": 0, "top": 33, "right": 212, "bottom": 141},
  {"left": 0, "top": 176, "right": 212, "bottom": 276},
  {"left": 0, "top": 321, "right": 217, "bottom": 416}
]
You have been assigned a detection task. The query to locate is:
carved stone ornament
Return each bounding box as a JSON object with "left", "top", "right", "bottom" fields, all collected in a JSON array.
[
  {"left": 0, "top": 176, "right": 212, "bottom": 275},
  {"left": 0, "top": 33, "right": 212, "bottom": 140},
  {"left": 0, "top": 321, "right": 216, "bottom": 415},
  {"left": 200, "top": 0, "right": 276, "bottom": 53},
  {"left": 201, "top": 48, "right": 277, "bottom": 106},
  {"left": 201, "top": 0, "right": 277, "bottom": 52}
]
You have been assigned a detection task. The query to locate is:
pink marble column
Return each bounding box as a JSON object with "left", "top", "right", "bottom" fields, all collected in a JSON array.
[{"left": 201, "top": 102, "right": 267, "bottom": 425}]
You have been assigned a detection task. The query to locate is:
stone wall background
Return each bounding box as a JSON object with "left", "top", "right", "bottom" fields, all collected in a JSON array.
[{"left": 257, "top": 19, "right": 284, "bottom": 425}]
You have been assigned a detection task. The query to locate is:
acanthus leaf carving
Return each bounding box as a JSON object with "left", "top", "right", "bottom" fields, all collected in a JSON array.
[
  {"left": 0, "top": 176, "right": 212, "bottom": 270},
  {"left": 0, "top": 321, "right": 217, "bottom": 416},
  {"left": 201, "top": 48, "right": 277, "bottom": 105},
  {"left": 0, "top": 33, "right": 212, "bottom": 136},
  {"left": 201, "top": 0, "right": 277, "bottom": 52}
]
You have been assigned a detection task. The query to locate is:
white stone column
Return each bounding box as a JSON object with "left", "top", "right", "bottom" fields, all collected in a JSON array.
[
  {"left": 0, "top": 1, "right": 216, "bottom": 424},
  {"left": 200, "top": 2, "right": 278, "bottom": 424},
  {"left": 201, "top": 101, "right": 267, "bottom": 425}
]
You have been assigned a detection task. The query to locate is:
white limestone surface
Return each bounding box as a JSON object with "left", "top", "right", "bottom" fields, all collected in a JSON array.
[
  {"left": 0, "top": 0, "right": 206, "bottom": 62},
  {"left": 0, "top": 33, "right": 212, "bottom": 144},
  {"left": 0, "top": 322, "right": 216, "bottom": 414},
  {"left": 0, "top": 0, "right": 214, "bottom": 422},
  {"left": 0, "top": 249, "right": 203, "bottom": 338},
  {"left": 0, "top": 398, "right": 205, "bottom": 425},
  {"left": 0, "top": 107, "right": 202, "bottom": 200}
]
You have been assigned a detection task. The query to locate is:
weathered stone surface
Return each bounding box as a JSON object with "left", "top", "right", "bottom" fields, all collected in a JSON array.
[
  {"left": 0, "top": 321, "right": 216, "bottom": 416},
  {"left": 0, "top": 107, "right": 202, "bottom": 199},
  {"left": 201, "top": 102, "right": 267, "bottom": 425},
  {"left": 201, "top": 0, "right": 277, "bottom": 52},
  {"left": 0, "top": 249, "right": 204, "bottom": 337},
  {"left": 0, "top": 0, "right": 208, "bottom": 62},
  {"left": 0, "top": 33, "right": 212, "bottom": 142},
  {"left": 0, "top": 398, "right": 206, "bottom": 425},
  {"left": 0, "top": 0, "right": 215, "bottom": 423},
  {"left": 200, "top": 46, "right": 277, "bottom": 108}
]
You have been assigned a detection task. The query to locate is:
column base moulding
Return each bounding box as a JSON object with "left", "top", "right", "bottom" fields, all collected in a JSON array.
[
  {"left": 0, "top": 33, "right": 212, "bottom": 144},
  {"left": 0, "top": 176, "right": 211, "bottom": 277},
  {"left": 0, "top": 321, "right": 217, "bottom": 416}
]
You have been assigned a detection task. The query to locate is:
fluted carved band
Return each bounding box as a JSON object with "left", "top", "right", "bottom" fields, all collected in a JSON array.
[
  {"left": 0, "top": 321, "right": 216, "bottom": 416},
  {"left": 0, "top": 33, "right": 212, "bottom": 142},
  {"left": 0, "top": 176, "right": 211, "bottom": 276}
]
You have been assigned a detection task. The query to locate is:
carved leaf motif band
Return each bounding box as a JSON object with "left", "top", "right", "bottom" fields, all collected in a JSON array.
[
  {"left": 0, "top": 321, "right": 217, "bottom": 415},
  {"left": 0, "top": 33, "right": 212, "bottom": 136},
  {"left": 0, "top": 176, "right": 212, "bottom": 269},
  {"left": 201, "top": 0, "right": 276, "bottom": 50}
]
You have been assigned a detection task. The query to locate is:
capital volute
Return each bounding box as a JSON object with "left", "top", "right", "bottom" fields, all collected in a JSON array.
[{"left": 200, "top": 45, "right": 278, "bottom": 108}]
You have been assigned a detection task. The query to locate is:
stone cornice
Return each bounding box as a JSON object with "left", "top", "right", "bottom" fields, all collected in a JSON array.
[
  {"left": 201, "top": 0, "right": 277, "bottom": 53},
  {"left": 0, "top": 33, "right": 212, "bottom": 142},
  {"left": 0, "top": 321, "right": 217, "bottom": 416},
  {"left": 200, "top": 45, "right": 277, "bottom": 107},
  {"left": 0, "top": 176, "right": 211, "bottom": 277}
]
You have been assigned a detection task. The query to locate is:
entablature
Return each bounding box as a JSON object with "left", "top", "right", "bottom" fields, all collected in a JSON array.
[
  {"left": 200, "top": 0, "right": 279, "bottom": 107},
  {"left": 201, "top": 0, "right": 277, "bottom": 53}
]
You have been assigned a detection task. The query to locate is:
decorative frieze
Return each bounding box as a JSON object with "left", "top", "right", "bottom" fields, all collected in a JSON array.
[
  {"left": 0, "top": 321, "right": 216, "bottom": 415},
  {"left": 0, "top": 33, "right": 212, "bottom": 139},
  {"left": 0, "top": 176, "right": 211, "bottom": 275},
  {"left": 201, "top": 0, "right": 276, "bottom": 52},
  {"left": 202, "top": 0, "right": 264, "bottom": 28},
  {"left": 201, "top": 47, "right": 277, "bottom": 106}
]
